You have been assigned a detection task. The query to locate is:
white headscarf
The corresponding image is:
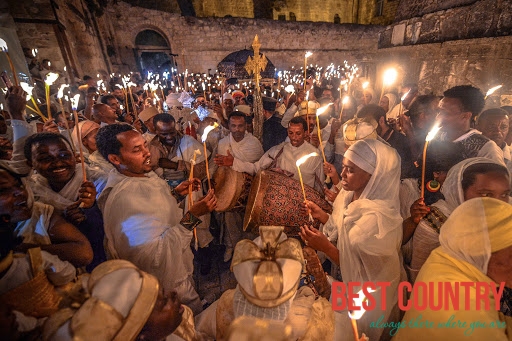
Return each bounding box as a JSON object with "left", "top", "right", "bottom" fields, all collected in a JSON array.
[
  {"left": 383, "top": 93, "right": 398, "bottom": 116},
  {"left": 439, "top": 197, "right": 512, "bottom": 274},
  {"left": 440, "top": 157, "right": 506, "bottom": 213}
]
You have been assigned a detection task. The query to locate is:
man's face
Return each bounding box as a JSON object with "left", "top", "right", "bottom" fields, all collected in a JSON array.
[
  {"left": 223, "top": 99, "right": 234, "bottom": 110},
  {"left": 478, "top": 115, "right": 509, "bottom": 147},
  {"left": 99, "top": 104, "right": 118, "bottom": 121},
  {"left": 194, "top": 96, "right": 206, "bottom": 109},
  {"left": 322, "top": 90, "right": 334, "bottom": 102},
  {"left": 107, "top": 98, "right": 121, "bottom": 113},
  {"left": 437, "top": 97, "right": 471, "bottom": 135},
  {"left": 288, "top": 123, "right": 306, "bottom": 147},
  {"left": 113, "top": 89, "right": 124, "bottom": 100},
  {"left": 56, "top": 114, "right": 75, "bottom": 130},
  {"left": 112, "top": 130, "right": 152, "bottom": 177},
  {"left": 229, "top": 116, "right": 246, "bottom": 142},
  {"left": 82, "top": 128, "right": 99, "bottom": 153},
  {"left": 302, "top": 115, "right": 316, "bottom": 133},
  {"left": 155, "top": 121, "right": 178, "bottom": 147},
  {"left": 30, "top": 139, "right": 76, "bottom": 185}
]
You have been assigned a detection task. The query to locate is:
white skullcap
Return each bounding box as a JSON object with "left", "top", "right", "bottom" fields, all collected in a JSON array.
[{"left": 223, "top": 93, "right": 234, "bottom": 101}]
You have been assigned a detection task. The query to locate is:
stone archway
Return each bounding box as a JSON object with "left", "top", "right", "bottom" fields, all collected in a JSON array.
[{"left": 134, "top": 29, "right": 174, "bottom": 76}]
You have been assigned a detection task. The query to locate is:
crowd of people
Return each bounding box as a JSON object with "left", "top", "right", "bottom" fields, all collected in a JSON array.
[{"left": 0, "top": 69, "right": 511, "bottom": 341}]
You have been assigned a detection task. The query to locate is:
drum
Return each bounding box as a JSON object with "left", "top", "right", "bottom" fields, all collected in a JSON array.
[
  {"left": 243, "top": 170, "right": 332, "bottom": 236},
  {"left": 213, "top": 166, "right": 253, "bottom": 212}
]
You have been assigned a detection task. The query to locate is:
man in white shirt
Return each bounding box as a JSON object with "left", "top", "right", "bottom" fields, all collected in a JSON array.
[
  {"left": 96, "top": 123, "right": 217, "bottom": 315},
  {"left": 232, "top": 116, "right": 325, "bottom": 193},
  {"left": 213, "top": 112, "right": 264, "bottom": 261}
]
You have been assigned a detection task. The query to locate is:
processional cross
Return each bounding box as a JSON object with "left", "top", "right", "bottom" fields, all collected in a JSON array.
[{"left": 244, "top": 35, "right": 268, "bottom": 139}]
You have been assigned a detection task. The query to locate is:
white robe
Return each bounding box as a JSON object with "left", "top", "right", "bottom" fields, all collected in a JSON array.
[
  {"left": 97, "top": 170, "right": 200, "bottom": 312},
  {"left": 217, "top": 132, "right": 263, "bottom": 164},
  {"left": 232, "top": 141, "right": 325, "bottom": 193},
  {"left": 14, "top": 202, "right": 54, "bottom": 246}
]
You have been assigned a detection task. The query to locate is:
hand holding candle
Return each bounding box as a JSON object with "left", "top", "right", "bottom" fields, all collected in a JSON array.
[
  {"left": 0, "top": 38, "right": 19, "bottom": 86},
  {"left": 201, "top": 123, "right": 219, "bottom": 190},
  {"left": 189, "top": 149, "right": 201, "bottom": 250},
  {"left": 44, "top": 72, "right": 59, "bottom": 120},
  {"left": 421, "top": 124, "right": 442, "bottom": 198},
  {"left": 296, "top": 152, "right": 318, "bottom": 222},
  {"left": 70, "top": 94, "right": 87, "bottom": 182}
]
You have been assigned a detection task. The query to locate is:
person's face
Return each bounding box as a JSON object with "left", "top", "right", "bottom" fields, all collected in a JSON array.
[
  {"left": 224, "top": 99, "right": 234, "bottom": 110},
  {"left": 340, "top": 158, "right": 372, "bottom": 197},
  {"left": 142, "top": 290, "right": 183, "bottom": 340},
  {"left": 234, "top": 96, "right": 243, "bottom": 106},
  {"left": 82, "top": 128, "right": 99, "bottom": 153},
  {"left": 155, "top": 121, "right": 178, "bottom": 147},
  {"left": 322, "top": 90, "right": 334, "bottom": 102},
  {"left": 0, "top": 170, "right": 32, "bottom": 223},
  {"left": 194, "top": 97, "right": 206, "bottom": 109},
  {"left": 56, "top": 114, "right": 75, "bottom": 130},
  {"left": 229, "top": 116, "right": 246, "bottom": 142},
  {"left": 464, "top": 172, "right": 510, "bottom": 202},
  {"left": 113, "top": 89, "right": 124, "bottom": 100},
  {"left": 487, "top": 245, "right": 512, "bottom": 288},
  {"left": 303, "top": 115, "right": 316, "bottom": 133},
  {"left": 478, "top": 115, "right": 509, "bottom": 147},
  {"left": 107, "top": 98, "right": 121, "bottom": 112},
  {"left": 30, "top": 140, "right": 76, "bottom": 185},
  {"left": 287, "top": 123, "right": 306, "bottom": 147},
  {"left": 362, "top": 91, "right": 372, "bottom": 105},
  {"left": 144, "top": 119, "right": 155, "bottom": 133},
  {"left": 100, "top": 104, "right": 117, "bottom": 121},
  {"left": 378, "top": 96, "right": 390, "bottom": 112},
  {"left": 437, "top": 97, "right": 471, "bottom": 134},
  {"left": 110, "top": 130, "right": 152, "bottom": 177}
]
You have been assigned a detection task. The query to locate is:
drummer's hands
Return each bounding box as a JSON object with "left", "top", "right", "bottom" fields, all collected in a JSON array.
[
  {"left": 323, "top": 162, "right": 339, "bottom": 184},
  {"left": 299, "top": 225, "right": 330, "bottom": 253},
  {"left": 213, "top": 150, "right": 234, "bottom": 167},
  {"left": 176, "top": 178, "right": 201, "bottom": 196},
  {"left": 189, "top": 189, "right": 217, "bottom": 216}
]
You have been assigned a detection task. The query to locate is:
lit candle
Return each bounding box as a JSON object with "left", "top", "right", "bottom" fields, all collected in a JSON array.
[
  {"left": 201, "top": 123, "right": 219, "bottom": 190},
  {"left": 188, "top": 149, "right": 202, "bottom": 250},
  {"left": 20, "top": 82, "right": 46, "bottom": 121},
  {"left": 348, "top": 288, "right": 376, "bottom": 341},
  {"left": 70, "top": 94, "right": 87, "bottom": 182},
  {"left": 0, "top": 38, "right": 19, "bottom": 86},
  {"left": 57, "top": 84, "right": 75, "bottom": 153},
  {"left": 296, "top": 152, "right": 318, "bottom": 222},
  {"left": 379, "top": 68, "right": 397, "bottom": 102},
  {"left": 304, "top": 52, "right": 312, "bottom": 90},
  {"left": 485, "top": 84, "right": 502, "bottom": 100},
  {"left": 340, "top": 96, "right": 349, "bottom": 120},
  {"left": 421, "top": 124, "right": 442, "bottom": 198},
  {"left": 315, "top": 104, "right": 333, "bottom": 163},
  {"left": 44, "top": 72, "right": 59, "bottom": 120}
]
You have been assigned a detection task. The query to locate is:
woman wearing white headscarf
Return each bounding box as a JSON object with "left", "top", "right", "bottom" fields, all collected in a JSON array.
[
  {"left": 300, "top": 139, "right": 404, "bottom": 341},
  {"left": 394, "top": 197, "right": 512, "bottom": 341},
  {"left": 379, "top": 93, "right": 398, "bottom": 118},
  {"left": 405, "top": 157, "right": 510, "bottom": 283}
]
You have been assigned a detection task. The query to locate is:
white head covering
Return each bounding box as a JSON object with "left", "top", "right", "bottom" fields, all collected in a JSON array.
[
  {"left": 383, "top": 93, "right": 398, "bottom": 115},
  {"left": 439, "top": 197, "right": 512, "bottom": 274},
  {"left": 71, "top": 120, "right": 100, "bottom": 158},
  {"left": 363, "top": 88, "right": 378, "bottom": 105},
  {"left": 440, "top": 157, "right": 506, "bottom": 213},
  {"left": 223, "top": 93, "right": 234, "bottom": 101}
]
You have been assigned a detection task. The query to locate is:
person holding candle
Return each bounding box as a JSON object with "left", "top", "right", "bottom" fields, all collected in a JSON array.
[
  {"left": 96, "top": 123, "right": 217, "bottom": 315},
  {"left": 402, "top": 158, "right": 510, "bottom": 283},
  {"left": 91, "top": 103, "right": 118, "bottom": 127},
  {"left": 394, "top": 197, "right": 512, "bottom": 341},
  {"left": 435, "top": 85, "right": 504, "bottom": 164},
  {"left": 299, "top": 139, "right": 404, "bottom": 341}
]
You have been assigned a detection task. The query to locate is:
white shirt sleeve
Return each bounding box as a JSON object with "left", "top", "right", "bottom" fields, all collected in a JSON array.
[{"left": 478, "top": 140, "right": 505, "bottom": 165}]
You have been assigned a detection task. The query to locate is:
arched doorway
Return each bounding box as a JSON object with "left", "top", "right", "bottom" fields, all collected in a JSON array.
[{"left": 134, "top": 30, "right": 174, "bottom": 77}]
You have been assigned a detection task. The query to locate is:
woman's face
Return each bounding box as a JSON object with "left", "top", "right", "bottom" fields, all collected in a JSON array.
[
  {"left": 361, "top": 91, "right": 372, "bottom": 106},
  {"left": 464, "top": 172, "right": 510, "bottom": 202},
  {"left": 0, "top": 170, "right": 32, "bottom": 223},
  {"left": 487, "top": 245, "right": 512, "bottom": 288},
  {"left": 141, "top": 290, "right": 183, "bottom": 340},
  {"left": 340, "top": 158, "right": 372, "bottom": 198},
  {"left": 379, "top": 96, "right": 390, "bottom": 112}
]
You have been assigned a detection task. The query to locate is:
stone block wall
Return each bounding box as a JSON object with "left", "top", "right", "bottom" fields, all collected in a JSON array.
[{"left": 108, "top": 1, "right": 382, "bottom": 75}]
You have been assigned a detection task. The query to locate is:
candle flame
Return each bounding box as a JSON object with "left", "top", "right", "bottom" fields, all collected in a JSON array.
[
  {"left": 348, "top": 288, "right": 377, "bottom": 320},
  {"left": 70, "top": 94, "right": 81, "bottom": 110},
  {"left": 57, "top": 84, "right": 69, "bottom": 99},
  {"left": 486, "top": 85, "right": 502, "bottom": 97},
  {"left": 425, "top": 124, "right": 441, "bottom": 142},
  {"left": 0, "top": 38, "right": 7, "bottom": 52},
  {"left": 201, "top": 122, "right": 219, "bottom": 142},
  {"left": 362, "top": 81, "right": 369, "bottom": 90},
  {"left": 305, "top": 51, "right": 313, "bottom": 58},
  {"left": 296, "top": 152, "right": 318, "bottom": 167},
  {"left": 32, "top": 49, "right": 37, "bottom": 57},
  {"left": 342, "top": 96, "right": 350, "bottom": 105},
  {"left": 20, "top": 82, "right": 34, "bottom": 95},
  {"left": 401, "top": 90, "right": 411, "bottom": 102},
  {"left": 382, "top": 68, "right": 397, "bottom": 87},
  {"left": 316, "top": 103, "right": 333, "bottom": 116},
  {"left": 44, "top": 72, "right": 59, "bottom": 86},
  {"left": 115, "top": 83, "right": 124, "bottom": 89}
]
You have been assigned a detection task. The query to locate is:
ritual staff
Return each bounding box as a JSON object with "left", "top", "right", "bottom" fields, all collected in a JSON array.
[
  {"left": 300, "top": 139, "right": 404, "bottom": 341},
  {"left": 394, "top": 197, "right": 512, "bottom": 341},
  {"left": 261, "top": 96, "right": 288, "bottom": 152},
  {"left": 435, "top": 85, "right": 504, "bottom": 163},
  {"left": 234, "top": 116, "right": 325, "bottom": 193},
  {"left": 96, "top": 124, "right": 217, "bottom": 315},
  {"left": 402, "top": 158, "right": 510, "bottom": 283},
  {"left": 213, "top": 112, "right": 264, "bottom": 262}
]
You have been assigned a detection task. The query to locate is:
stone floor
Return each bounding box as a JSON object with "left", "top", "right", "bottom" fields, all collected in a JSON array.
[{"left": 192, "top": 243, "right": 237, "bottom": 306}]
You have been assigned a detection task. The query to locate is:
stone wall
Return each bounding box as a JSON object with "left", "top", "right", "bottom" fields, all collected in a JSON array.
[
  {"left": 108, "top": 1, "right": 382, "bottom": 75},
  {"left": 193, "top": 0, "right": 254, "bottom": 18},
  {"left": 395, "top": 0, "right": 478, "bottom": 22}
]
